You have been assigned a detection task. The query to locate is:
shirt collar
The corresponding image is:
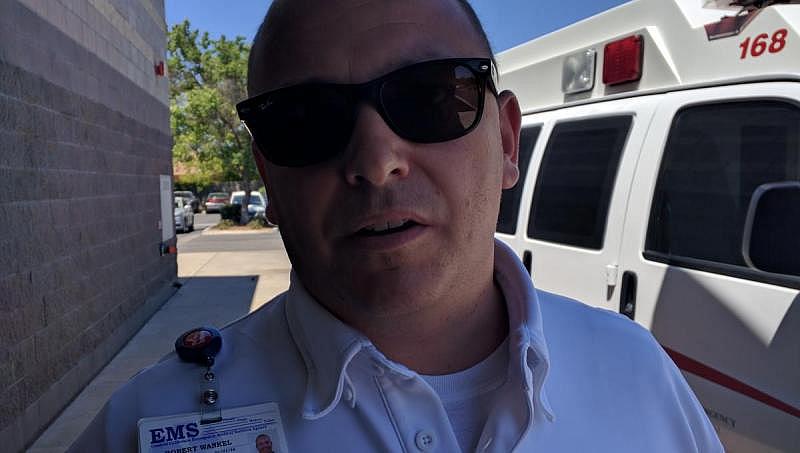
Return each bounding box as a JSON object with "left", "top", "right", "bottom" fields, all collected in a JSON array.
[
  {"left": 285, "top": 239, "right": 554, "bottom": 422},
  {"left": 493, "top": 239, "right": 555, "bottom": 422},
  {"left": 284, "top": 272, "right": 372, "bottom": 419}
]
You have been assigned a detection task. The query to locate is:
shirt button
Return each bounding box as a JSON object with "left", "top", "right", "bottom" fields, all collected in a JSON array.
[
  {"left": 343, "top": 386, "right": 354, "bottom": 402},
  {"left": 414, "top": 430, "right": 436, "bottom": 452},
  {"left": 372, "top": 362, "right": 386, "bottom": 377}
]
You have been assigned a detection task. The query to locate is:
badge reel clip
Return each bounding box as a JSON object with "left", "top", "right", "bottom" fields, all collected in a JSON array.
[{"left": 175, "top": 327, "right": 223, "bottom": 424}]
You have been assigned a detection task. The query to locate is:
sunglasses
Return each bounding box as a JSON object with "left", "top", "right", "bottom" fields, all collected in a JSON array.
[{"left": 236, "top": 58, "right": 498, "bottom": 167}]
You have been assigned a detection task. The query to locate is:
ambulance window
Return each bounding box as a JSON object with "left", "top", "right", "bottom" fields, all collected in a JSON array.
[
  {"left": 497, "top": 125, "right": 541, "bottom": 234},
  {"left": 527, "top": 116, "right": 632, "bottom": 249},
  {"left": 645, "top": 101, "right": 800, "bottom": 277}
]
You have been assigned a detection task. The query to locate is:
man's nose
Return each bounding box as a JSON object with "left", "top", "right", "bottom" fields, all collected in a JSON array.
[{"left": 343, "top": 105, "right": 410, "bottom": 186}]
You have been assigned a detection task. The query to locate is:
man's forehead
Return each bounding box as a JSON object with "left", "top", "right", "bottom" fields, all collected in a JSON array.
[
  {"left": 249, "top": 0, "right": 482, "bottom": 93},
  {"left": 269, "top": 0, "right": 466, "bottom": 32}
]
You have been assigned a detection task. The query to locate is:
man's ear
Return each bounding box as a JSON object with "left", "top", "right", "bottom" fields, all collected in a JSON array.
[
  {"left": 252, "top": 143, "right": 281, "bottom": 225},
  {"left": 497, "top": 90, "right": 522, "bottom": 190}
]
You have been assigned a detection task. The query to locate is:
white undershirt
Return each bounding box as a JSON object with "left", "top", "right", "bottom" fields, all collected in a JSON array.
[{"left": 420, "top": 338, "right": 509, "bottom": 452}]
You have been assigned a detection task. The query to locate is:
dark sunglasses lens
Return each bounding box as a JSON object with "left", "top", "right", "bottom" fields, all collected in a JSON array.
[
  {"left": 381, "top": 62, "right": 482, "bottom": 143},
  {"left": 248, "top": 86, "right": 354, "bottom": 167}
]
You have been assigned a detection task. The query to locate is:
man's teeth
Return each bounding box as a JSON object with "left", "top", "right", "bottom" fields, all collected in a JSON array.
[{"left": 365, "top": 219, "right": 410, "bottom": 233}]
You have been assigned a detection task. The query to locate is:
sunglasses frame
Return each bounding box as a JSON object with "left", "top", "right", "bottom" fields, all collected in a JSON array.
[{"left": 236, "top": 58, "right": 499, "bottom": 167}]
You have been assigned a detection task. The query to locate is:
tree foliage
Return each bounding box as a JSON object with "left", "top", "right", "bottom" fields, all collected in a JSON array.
[{"left": 168, "top": 20, "right": 256, "bottom": 195}]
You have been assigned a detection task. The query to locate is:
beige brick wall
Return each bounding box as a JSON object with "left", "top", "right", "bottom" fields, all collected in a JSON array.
[
  {"left": 0, "top": 1, "right": 175, "bottom": 451},
  {"left": 16, "top": 0, "right": 169, "bottom": 110}
]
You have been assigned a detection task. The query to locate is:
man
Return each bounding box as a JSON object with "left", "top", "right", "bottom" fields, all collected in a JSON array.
[
  {"left": 72, "top": 0, "right": 723, "bottom": 451},
  {"left": 256, "top": 433, "right": 274, "bottom": 453}
]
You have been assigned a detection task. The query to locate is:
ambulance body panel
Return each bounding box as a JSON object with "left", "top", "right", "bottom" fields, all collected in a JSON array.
[
  {"left": 500, "top": 0, "right": 800, "bottom": 114},
  {"left": 495, "top": 1, "right": 800, "bottom": 451}
]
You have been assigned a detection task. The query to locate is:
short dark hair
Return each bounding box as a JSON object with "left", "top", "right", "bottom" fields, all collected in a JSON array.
[
  {"left": 454, "top": 0, "right": 493, "bottom": 57},
  {"left": 247, "top": 0, "right": 494, "bottom": 95}
]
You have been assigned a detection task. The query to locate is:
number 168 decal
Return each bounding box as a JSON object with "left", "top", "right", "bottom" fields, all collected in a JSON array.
[{"left": 739, "top": 29, "right": 788, "bottom": 59}]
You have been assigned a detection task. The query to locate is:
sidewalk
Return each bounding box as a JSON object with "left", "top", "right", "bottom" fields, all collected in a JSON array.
[{"left": 27, "top": 231, "right": 291, "bottom": 452}]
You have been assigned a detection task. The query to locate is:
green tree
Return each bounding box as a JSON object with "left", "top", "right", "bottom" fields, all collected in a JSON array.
[{"left": 168, "top": 20, "right": 256, "bottom": 222}]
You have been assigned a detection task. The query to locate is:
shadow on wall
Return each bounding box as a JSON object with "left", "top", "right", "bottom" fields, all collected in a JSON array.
[{"left": 650, "top": 268, "right": 800, "bottom": 451}]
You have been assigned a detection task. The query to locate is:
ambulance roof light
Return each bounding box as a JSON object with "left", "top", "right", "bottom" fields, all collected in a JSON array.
[
  {"left": 562, "top": 48, "right": 597, "bottom": 95},
  {"left": 704, "top": 12, "right": 757, "bottom": 39},
  {"left": 705, "top": 0, "right": 800, "bottom": 10},
  {"left": 603, "top": 35, "right": 643, "bottom": 86},
  {"left": 727, "top": 0, "right": 800, "bottom": 9},
  {"left": 704, "top": 1, "right": 800, "bottom": 40}
]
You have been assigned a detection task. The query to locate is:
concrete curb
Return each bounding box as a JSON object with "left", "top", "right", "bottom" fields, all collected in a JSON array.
[{"left": 201, "top": 226, "right": 279, "bottom": 236}]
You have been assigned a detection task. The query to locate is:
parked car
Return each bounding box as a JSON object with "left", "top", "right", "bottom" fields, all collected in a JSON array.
[
  {"left": 204, "top": 192, "right": 229, "bottom": 213},
  {"left": 174, "top": 190, "right": 200, "bottom": 213},
  {"left": 230, "top": 191, "right": 267, "bottom": 218},
  {"left": 174, "top": 196, "right": 195, "bottom": 233}
]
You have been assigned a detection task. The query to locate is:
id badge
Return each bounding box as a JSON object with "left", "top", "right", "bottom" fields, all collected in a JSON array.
[{"left": 137, "top": 403, "right": 288, "bottom": 453}]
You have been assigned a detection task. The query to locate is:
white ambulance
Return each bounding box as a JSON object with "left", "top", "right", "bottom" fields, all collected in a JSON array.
[{"left": 494, "top": 0, "right": 799, "bottom": 451}]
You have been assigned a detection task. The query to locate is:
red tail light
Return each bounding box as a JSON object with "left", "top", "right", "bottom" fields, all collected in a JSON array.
[{"left": 603, "top": 35, "right": 644, "bottom": 86}]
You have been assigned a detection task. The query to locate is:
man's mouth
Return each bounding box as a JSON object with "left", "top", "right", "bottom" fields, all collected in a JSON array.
[{"left": 357, "top": 219, "right": 419, "bottom": 237}]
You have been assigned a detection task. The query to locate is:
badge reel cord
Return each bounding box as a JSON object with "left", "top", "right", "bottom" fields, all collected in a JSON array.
[{"left": 175, "top": 327, "right": 223, "bottom": 424}]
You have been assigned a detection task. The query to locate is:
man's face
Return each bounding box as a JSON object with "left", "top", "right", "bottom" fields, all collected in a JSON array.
[
  {"left": 252, "top": 0, "right": 520, "bottom": 318},
  {"left": 256, "top": 435, "right": 273, "bottom": 453}
]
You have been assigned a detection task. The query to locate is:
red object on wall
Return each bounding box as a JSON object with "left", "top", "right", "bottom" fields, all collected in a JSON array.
[{"left": 154, "top": 61, "right": 165, "bottom": 76}]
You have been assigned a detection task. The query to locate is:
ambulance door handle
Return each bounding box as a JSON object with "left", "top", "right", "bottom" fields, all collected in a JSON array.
[
  {"left": 522, "top": 250, "right": 532, "bottom": 275},
  {"left": 606, "top": 264, "right": 619, "bottom": 287},
  {"left": 619, "top": 271, "right": 637, "bottom": 320}
]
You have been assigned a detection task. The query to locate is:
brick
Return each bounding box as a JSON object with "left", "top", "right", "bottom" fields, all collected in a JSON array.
[
  {"left": 51, "top": 1, "right": 69, "bottom": 33},
  {"left": 0, "top": 423, "right": 23, "bottom": 453},
  {"left": 18, "top": 38, "right": 50, "bottom": 93},
  {"left": 34, "top": 377, "right": 71, "bottom": 439},
  {"left": 34, "top": 313, "right": 68, "bottom": 366},
  {"left": 0, "top": 130, "right": 23, "bottom": 169},
  {"left": 0, "top": 382, "right": 26, "bottom": 434},
  {"left": 0, "top": 301, "right": 44, "bottom": 354},
  {"left": 0, "top": 62, "right": 23, "bottom": 100},
  {"left": 66, "top": 8, "right": 83, "bottom": 44},
  {"left": 7, "top": 335, "right": 35, "bottom": 385},
  {"left": 0, "top": 96, "right": 15, "bottom": 134},
  {"left": 0, "top": 238, "right": 19, "bottom": 277},
  {"left": 17, "top": 66, "right": 43, "bottom": 107},
  {"left": 12, "top": 1, "right": 43, "bottom": 42},
  {"left": 0, "top": 362, "right": 13, "bottom": 397},
  {"left": 20, "top": 398, "right": 46, "bottom": 449}
]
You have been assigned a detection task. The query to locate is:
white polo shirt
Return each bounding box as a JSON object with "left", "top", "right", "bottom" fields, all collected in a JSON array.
[{"left": 71, "top": 240, "right": 722, "bottom": 452}]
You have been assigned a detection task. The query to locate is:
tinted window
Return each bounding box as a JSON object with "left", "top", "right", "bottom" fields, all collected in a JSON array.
[
  {"left": 497, "top": 125, "right": 541, "bottom": 234},
  {"left": 527, "top": 116, "right": 632, "bottom": 249},
  {"left": 646, "top": 101, "right": 800, "bottom": 270},
  {"left": 232, "top": 194, "right": 264, "bottom": 205}
]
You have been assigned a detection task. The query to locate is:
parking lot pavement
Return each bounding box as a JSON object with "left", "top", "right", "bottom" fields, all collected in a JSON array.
[
  {"left": 29, "top": 230, "right": 291, "bottom": 452},
  {"left": 193, "top": 212, "right": 220, "bottom": 229}
]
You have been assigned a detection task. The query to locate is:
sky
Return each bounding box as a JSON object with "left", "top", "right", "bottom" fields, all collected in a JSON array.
[{"left": 165, "top": 0, "right": 632, "bottom": 53}]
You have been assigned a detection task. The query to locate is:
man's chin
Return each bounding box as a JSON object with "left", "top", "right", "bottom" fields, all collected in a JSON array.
[{"left": 342, "top": 268, "right": 444, "bottom": 309}]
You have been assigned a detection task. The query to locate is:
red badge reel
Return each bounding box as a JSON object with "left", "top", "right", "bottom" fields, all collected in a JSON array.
[{"left": 175, "top": 327, "right": 223, "bottom": 423}]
